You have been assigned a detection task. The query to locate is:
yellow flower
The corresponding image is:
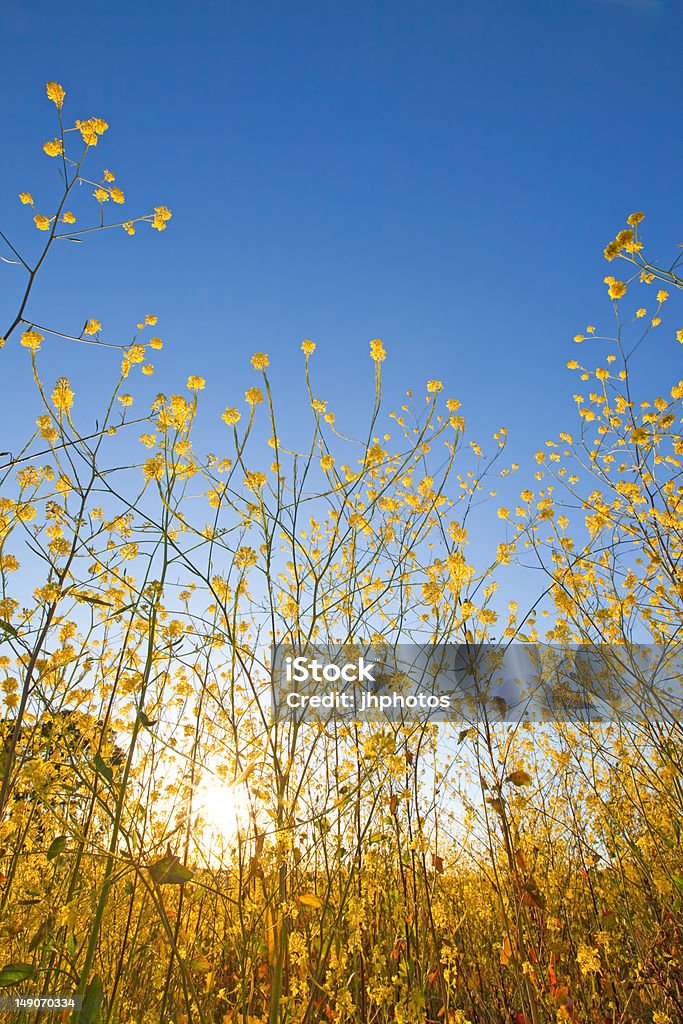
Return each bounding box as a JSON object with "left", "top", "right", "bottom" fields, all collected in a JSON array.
[
  {"left": 251, "top": 352, "right": 269, "bottom": 370},
  {"left": 234, "top": 546, "right": 257, "bottom": 568},
  {"left": 34, "top": 214, "right": 50, "bottom": 231},
  {"left": 320, "top": 454, "right": 335, "bottom": 471},
  {"left": 103, "top": 169, "right": 115, "bottom": 182},
  {"left": 222, "top": 407, "right": 241, "bottom": 425},
  {"left": 576, "top": 944, "right": 601, "bottom": 975},
  {"left": 149, "top": 337, "right": 163, "bottom": 350},
  {"left": 604, "top": 276, "right": 627, "bottom": 300},
  {"left": 370, "top": 338, "right": 386, "bottom": 363},
  {"left": 627, "top": 211, "right": 645, "bottom": 225},
  {"left": 677, "top": 329, "right": 683, "bottom": 344},
  {"left": 245, "top": 471, "right": 267, "bottom": 491},
  {"left": 245, "top": 387, "right": 264, "bottom": 406},
  {"left": 46, "top": 82, "right": 65, "bottom": 109},
  {"left": 446, "top": 398, "right": 461, "bottom": 411},
  {"left": 122, "top": 221, "right": 135, "bottom": 235},
  {"left": 567, "top": 360, "right": 580, "bottom": 370},
  {"left": 126, "top": 344, "right": 145, "bottom": 363},
  {"left": 574, "top": 334, "right": 584, "bottom": 343},
  {"left": 43, "top": 138, "right": 64, "bottom": 157},
  {"left": 143, "top": 455, "right": 164, "bottom": 481},
  {"left": 142, "top": 364, "right": 154, "bottom": 376},
  {"left": 110, "top": 187, "right": 125, "bottom": 204},
  {"left": 302, "top": 339, "right": 316, "bottom": 355},
  {"left": 19, "top": 192, "right": 33, "bottom": 205},
  {"left": 61, "top": 211, "right": 76, "bottom": 224},
  {"left": 84, "top": 319, "right": 101, "bottom": 335},
  {"left": 636, "top": 308, "right": 646, "bottom": 318},
  {"left": 118, "top": 394, "right": 133, "bottom": 407},
  {"left": 187, "top": 376, "right": 205, "bottom": 391},
  {"left": 151, "top": 205, "right": 172, "bottom": 231},
  {"left": 657, "top": 289, "right": 669, "bottom": 303},
  {"left": 51, "top": 378, "right": 74, "bottom": 413},
  {"left": 427, "top": 380, "right": 443, "bottom": 393},
  {"left": 145, "top": 314, "right": 158, "bottom": 326},
  {"left": 20, "top": 330, "right": 43, "bottom": 351},
  {"left": 93, "top": 187, "right": 109, "bottom": 202},
  {"left": 76, "top": 118, "right": 109, "bottom": 146}
]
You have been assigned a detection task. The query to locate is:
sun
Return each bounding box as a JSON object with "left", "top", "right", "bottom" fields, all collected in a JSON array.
[{"left": 191, "top": 778, "right": 252, "bottom": 860}]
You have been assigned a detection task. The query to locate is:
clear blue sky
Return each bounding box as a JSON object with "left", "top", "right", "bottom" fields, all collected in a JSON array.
[{"left": 2, "top": 0, "right": 682, "bottom": 594}]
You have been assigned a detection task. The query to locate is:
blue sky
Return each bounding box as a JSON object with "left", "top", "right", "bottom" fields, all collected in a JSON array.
[{"left": 1, "top": 0, "right": 682, "bottom": 603}]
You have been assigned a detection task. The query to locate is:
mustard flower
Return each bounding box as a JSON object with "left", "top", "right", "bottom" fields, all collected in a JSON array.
[
  {"left": 43, "top": 138, "right": 64, "bottom": 157},
  {"left": 251, "top": 352, "right": 269, "bottom": 370},
  {"left": 46, "top": 82, "right": 65, "bottom": 109},
  {"left": 370, "top": 338, "right": 386, "bottom": 362}
]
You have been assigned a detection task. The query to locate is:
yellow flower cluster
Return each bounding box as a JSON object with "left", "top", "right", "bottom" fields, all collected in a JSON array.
[
  {"left": 251, "top": 352, "right": 269, "bottom": 370},
  {"left": 46, "top": 81, "right": 65, "bottom": 109},
  {"left": 604, "top": 276, "right": 627, "bottom": 300},
  {"left": 151, "top": 205, "right": 172, "bottom": 231},
  {"left": 76, "top": 117, "right": 109, "bottom": 147},
  {"left": 51, "top": 378, "right": 74, "bottom": 413},
  {"left": 43, "top": 138, "right": 64, "bottom": 157},
  {"left": 370, "top": 338, "right": 386, "bottom": 363},
  {"left": 20, "top": 330, "right": 43, "bottom": 351},
  {"left": 245, "top": 387, "right": 263, "bottom": 406}
]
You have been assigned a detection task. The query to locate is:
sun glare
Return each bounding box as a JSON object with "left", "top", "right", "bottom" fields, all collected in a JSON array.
[{"left": 192, "top": 779, "right": 252, "bottom": 860}]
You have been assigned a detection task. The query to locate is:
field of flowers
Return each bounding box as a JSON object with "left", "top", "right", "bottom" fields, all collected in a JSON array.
[{"left": 1, "top": 84, "right": 682, "bottom": 1024}]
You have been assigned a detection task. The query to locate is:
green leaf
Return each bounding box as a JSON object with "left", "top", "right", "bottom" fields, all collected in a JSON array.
[
  {"left": 0, "top": 962, "right": 36, "bottom": 986},
  {"left": 47, "top": 836, "right": 67, "bottom": 861},
  {"left": 92, "top": 754, "right": 113, "bottom": 786},
  {"left": 72, "top": 593, "right": 112, "bottom": 608},
  {"left": 80, "top": 974, "right": 104, "bottom": 1024},
  {"left": 137, "top": 710, "right": 157, "bottom": 728},
  {"left": 0, "top": 619, "right": 19, "bottom": 639},
  {"left": 148, "top": 853, "right": 194, "bottom": 885},
  {"left": 187, "top": 955, "right": 212, "bottom": 972}
]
